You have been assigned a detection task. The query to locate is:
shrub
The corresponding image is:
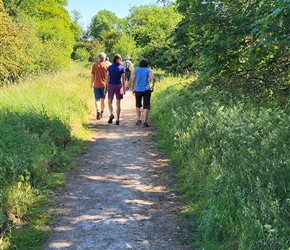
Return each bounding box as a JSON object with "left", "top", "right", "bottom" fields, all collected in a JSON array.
[{"left": 73, "top": 47, "right": 90, "bottom": 62}]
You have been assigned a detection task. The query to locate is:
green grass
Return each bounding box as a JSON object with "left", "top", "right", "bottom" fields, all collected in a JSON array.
[
  {"left": 151, "top": 75, "right": 290, "bottom": 249},
  {"left": 1, "top": 65, "right": 290, "bottom": 249},
  {"left": 0, "top": 62, "right": 93, "bottom": 249}
]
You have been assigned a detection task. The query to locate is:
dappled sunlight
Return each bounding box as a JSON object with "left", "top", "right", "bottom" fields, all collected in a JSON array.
[
  {"left": 43, "top": 91, "right": 185, "bottom": 250},
  {"left": 124, "top": 199, "right": 154, "bottom": 206},
  {"left": 49, "top": 242, "right": 72, "bottom": 248}
]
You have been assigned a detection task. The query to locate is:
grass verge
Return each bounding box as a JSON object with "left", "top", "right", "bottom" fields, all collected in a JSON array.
[
  {"left": 151, "top": 73, "right": 290, "bottom": 250},
  {"left": 0, "top": 62, "right": 93, "bottom": 249}
]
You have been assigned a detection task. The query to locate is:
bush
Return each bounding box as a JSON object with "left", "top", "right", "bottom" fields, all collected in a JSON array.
[{"left": 73, "top": 47, "right": 90, "bottom": 62}]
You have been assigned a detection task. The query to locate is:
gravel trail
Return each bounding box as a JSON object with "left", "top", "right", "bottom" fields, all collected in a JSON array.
[{"left": 43, "top": 91, "right": 192, "bottom": 250}]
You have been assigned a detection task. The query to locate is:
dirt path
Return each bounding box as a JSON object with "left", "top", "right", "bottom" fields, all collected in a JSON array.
[{"left": 43, "top": 91, "right": 192, "bottom": 250}]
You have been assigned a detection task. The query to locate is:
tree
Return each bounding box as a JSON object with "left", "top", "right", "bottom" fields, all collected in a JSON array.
[
  {"left": 111, "top": 33, "right": 139, "bottom": 62},
  {"left": 2, "top": 0, "right": 76, "bottom": 82},
  {"left": 128, "top": 3, "right": 182, "bottom": 68},
  {"left": 0, "top": 0, "right": 26, "bottom": 83},
  {"left": 173, "top": 0, "right": 290, "bottom": 97},
  {"left": 89, "top": 10, "right": 121, "bottom": 40},
  {"left": 99, "top": 29, "right": 122, "bottom": 57}
]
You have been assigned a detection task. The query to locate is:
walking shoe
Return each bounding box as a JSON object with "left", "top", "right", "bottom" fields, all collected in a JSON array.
[
  {"left": 116, "top": 120, "right": 120, "bottom": 125},
  {"left": 143, "top": 122, "right": 149, "bottom": 127},
  {"left": 96, "top": 112, "right": 101, "bottom": 120},
  {"left": 136, "top": 119, "right": 142, "bottom": 126},
  {"left": 108, "top": 114, "right": 114, "bottom": 124}
]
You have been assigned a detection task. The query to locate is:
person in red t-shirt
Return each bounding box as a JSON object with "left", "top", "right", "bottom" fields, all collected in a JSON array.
[{"left": 91, "top": 52, "right": 108, "bottom": 120}]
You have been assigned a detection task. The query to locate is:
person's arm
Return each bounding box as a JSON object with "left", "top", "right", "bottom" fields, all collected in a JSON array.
[
  {"left": 131, "top": 73, "right": 136, "bottom": 95},
  {"left": 105, "top": 71, "right": 110, "bottom": 90},
  {"left": 106, "top": 71, "right": 110, "bottom": 85},
  {"left": 91, "top": 74, "right": 94, "bottom": 88},
  {"left": 121, "top": 73, "right": 126, "bottom": 94},
  {"left": 149, "top": 71, "right": 156, "bottom": 92}
]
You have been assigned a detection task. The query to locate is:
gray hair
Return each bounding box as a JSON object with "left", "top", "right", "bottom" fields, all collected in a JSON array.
[{"left": 98, "top": 52, "right": 106, "bottom": 62}]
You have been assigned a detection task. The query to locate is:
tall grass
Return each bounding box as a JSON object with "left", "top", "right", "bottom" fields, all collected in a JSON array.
[
  {"left": 0, "top": 62, "right": 93, "bottom": 249},
  {"left": 151, "top": 75, "right": 290, "bottom": 249}
]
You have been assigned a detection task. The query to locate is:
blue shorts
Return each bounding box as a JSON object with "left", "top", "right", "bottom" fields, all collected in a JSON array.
[
  {"left": 94, "top": 88, "right": 106, "bottom": 100},
  {"left": 135, "top": 90, "right": 151, "bottom": 110}
]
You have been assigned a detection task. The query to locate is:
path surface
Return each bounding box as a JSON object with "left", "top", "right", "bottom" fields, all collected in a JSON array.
[{"left": 43, "top": 91, "right": 192, "bottom": 250}]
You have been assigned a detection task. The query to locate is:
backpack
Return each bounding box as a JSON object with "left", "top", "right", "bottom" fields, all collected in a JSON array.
[{"left": 125, "top": 61, "right": 130, "bottom": 72}]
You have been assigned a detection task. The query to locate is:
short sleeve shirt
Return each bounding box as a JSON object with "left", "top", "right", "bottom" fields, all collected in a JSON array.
[
  {"left": 91, "top": 62, "right": 108, "bottom": 88},
  {"left": 133, "top": 67, "right": 151, "bottom": 92},
  {"left": 107, "top": 64, "right": 125, "bottom": 85}
]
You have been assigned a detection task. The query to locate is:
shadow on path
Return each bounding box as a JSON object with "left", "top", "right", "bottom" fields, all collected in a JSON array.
[{"left": 44, "top": 91, "right": 192, "bottom": 250}]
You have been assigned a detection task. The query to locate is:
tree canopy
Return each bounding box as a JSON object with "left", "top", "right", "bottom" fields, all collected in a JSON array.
[
  {"left": 1, "top": 0, "right": 77, "bottom": 83},
  {"left": 2, "top": 0, "right": 289, "bottom": 101},
  {"left": 173, "top": 0, "right": 290, "bottom": 97}
]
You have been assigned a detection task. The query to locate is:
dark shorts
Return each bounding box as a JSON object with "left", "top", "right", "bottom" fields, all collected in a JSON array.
[
  {"left": 125, "top": 71, "right": 131, "bottom": 81},
  {"left": 108, "top": 84, "right": 124, "bottom": 100},
  {"left": 94, "top": 87, "right": 106, "bottom": 100},
  {"left": 135, "top": 90, "right": 151, "bottom": 110}
]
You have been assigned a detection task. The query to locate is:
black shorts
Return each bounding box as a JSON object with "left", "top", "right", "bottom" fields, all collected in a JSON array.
[
  {"left": 135, "top": 90, "right": 151, "bottom": 110},
  {"left": 125, "top": 71, "right": 131, "bottom": 81}
]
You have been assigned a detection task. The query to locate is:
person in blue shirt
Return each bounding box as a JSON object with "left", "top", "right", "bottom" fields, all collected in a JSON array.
[
  {"left": 131, "top": 58, "right": 156, "bottom": 127},
  {"left": 106, "top": 54, "right": 126, "bottom": 125}
]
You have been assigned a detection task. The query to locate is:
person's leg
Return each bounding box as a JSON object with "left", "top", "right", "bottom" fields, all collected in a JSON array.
[
  {"left": 143, "top": 109, "right": 149, "bottom": 123},
  {"left": 114, "top": 85, "right": 124, "bottom": 125},
  {"left": 142, "top": 90, "right": 151, "bottom": 127},
  {"left": 107, "top": 98, "right": 115, "bottom": 123},
  {"left": 108, "top": 99, "right": 113, "bottom": 114},
  {"left": 107, "top": 85, "right": 115, "bottom": 123},
  {"left": 100, "top": 98, "right": 105, "bottom": 115},
  {"left": 135, "top": 91, "right": 142, "bottom": 125},
  {"left": 136, "top": 107, "right": 141, "bottom": 120},
  {"left": 94, "top": 88, "right": 102, "bottom": 119},
  {"left": 95, "top": 99, "right": 101, "bottom": 111},
  {"left": 116, "top": 99, "right": 121, "bottom": 123},
  {"left": 95, "top": 99, "right": 102, "bottom": 119}
]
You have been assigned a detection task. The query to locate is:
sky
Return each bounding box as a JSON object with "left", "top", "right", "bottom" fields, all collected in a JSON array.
[{"left": 65, "top": 0, "right": 167, "bottom": 27}]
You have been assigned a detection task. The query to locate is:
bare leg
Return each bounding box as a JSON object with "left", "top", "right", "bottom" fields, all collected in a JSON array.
[
  {"left": 108, "top": 99, "right": 113, "bottom": 115},
  {"left": 95, "top": 99, "right": 101, "bottom": 111},
  {"left": 100, "top": 98, "right": 105, "bottom": 113},
  {"left": 136, "top": 107, "right": 141, "bottom": 120},
  {"left": 116, "top": 99, "right": 121, "bottom": 121},
  {"left": 143, "top": 109, "right": 149, "bottom": 123}
]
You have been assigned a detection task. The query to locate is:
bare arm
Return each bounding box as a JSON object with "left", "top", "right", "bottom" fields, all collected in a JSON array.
[
  {"left": 149, "top": 71, "right": 156, "bottom": 91},
  {"left": 106, "top": 71, "right": 110, "bottom": 88},
  {"left": 131, "top": 73, "right": 136, "bottom": 95},
  {"left": 91, "top": 74, "right": 94, "bottom": 88},
  {"left": 121, "top": 73, "right": 126, "bottom": 94}
]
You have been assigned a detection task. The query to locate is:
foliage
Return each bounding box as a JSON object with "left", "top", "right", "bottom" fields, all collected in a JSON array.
[
  {"left": 0, "top": 62, "right": 93, "bottom": 248},
  {"left": 0, "top": 1, "right": 35, "bottom": 83},
  {"left": 151, "top": 74, "right": 290, "bottom": 249},
  {"left": 1, "top": 0, "right": 76, "bottom": 83},
  {"left": 174, "top": 0, "right": 290, "bottom": 97},
  {"left": 72, "top": 40, "right": 105, "bottom": 62},
  {"left": 89, "top": 10, "right": 121, "bottom": 40},
  {"left": 73, "top": 47, "right": 90, "bottom": 62},
  {"left": 111, "top": 33, "right": 140, "bottom": 63},
  {"left": 127, "top": 3, "right": 182, "bottom": 68},
  {"left": 99, "top": 29, "right": 122, "bottom": 57}
]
